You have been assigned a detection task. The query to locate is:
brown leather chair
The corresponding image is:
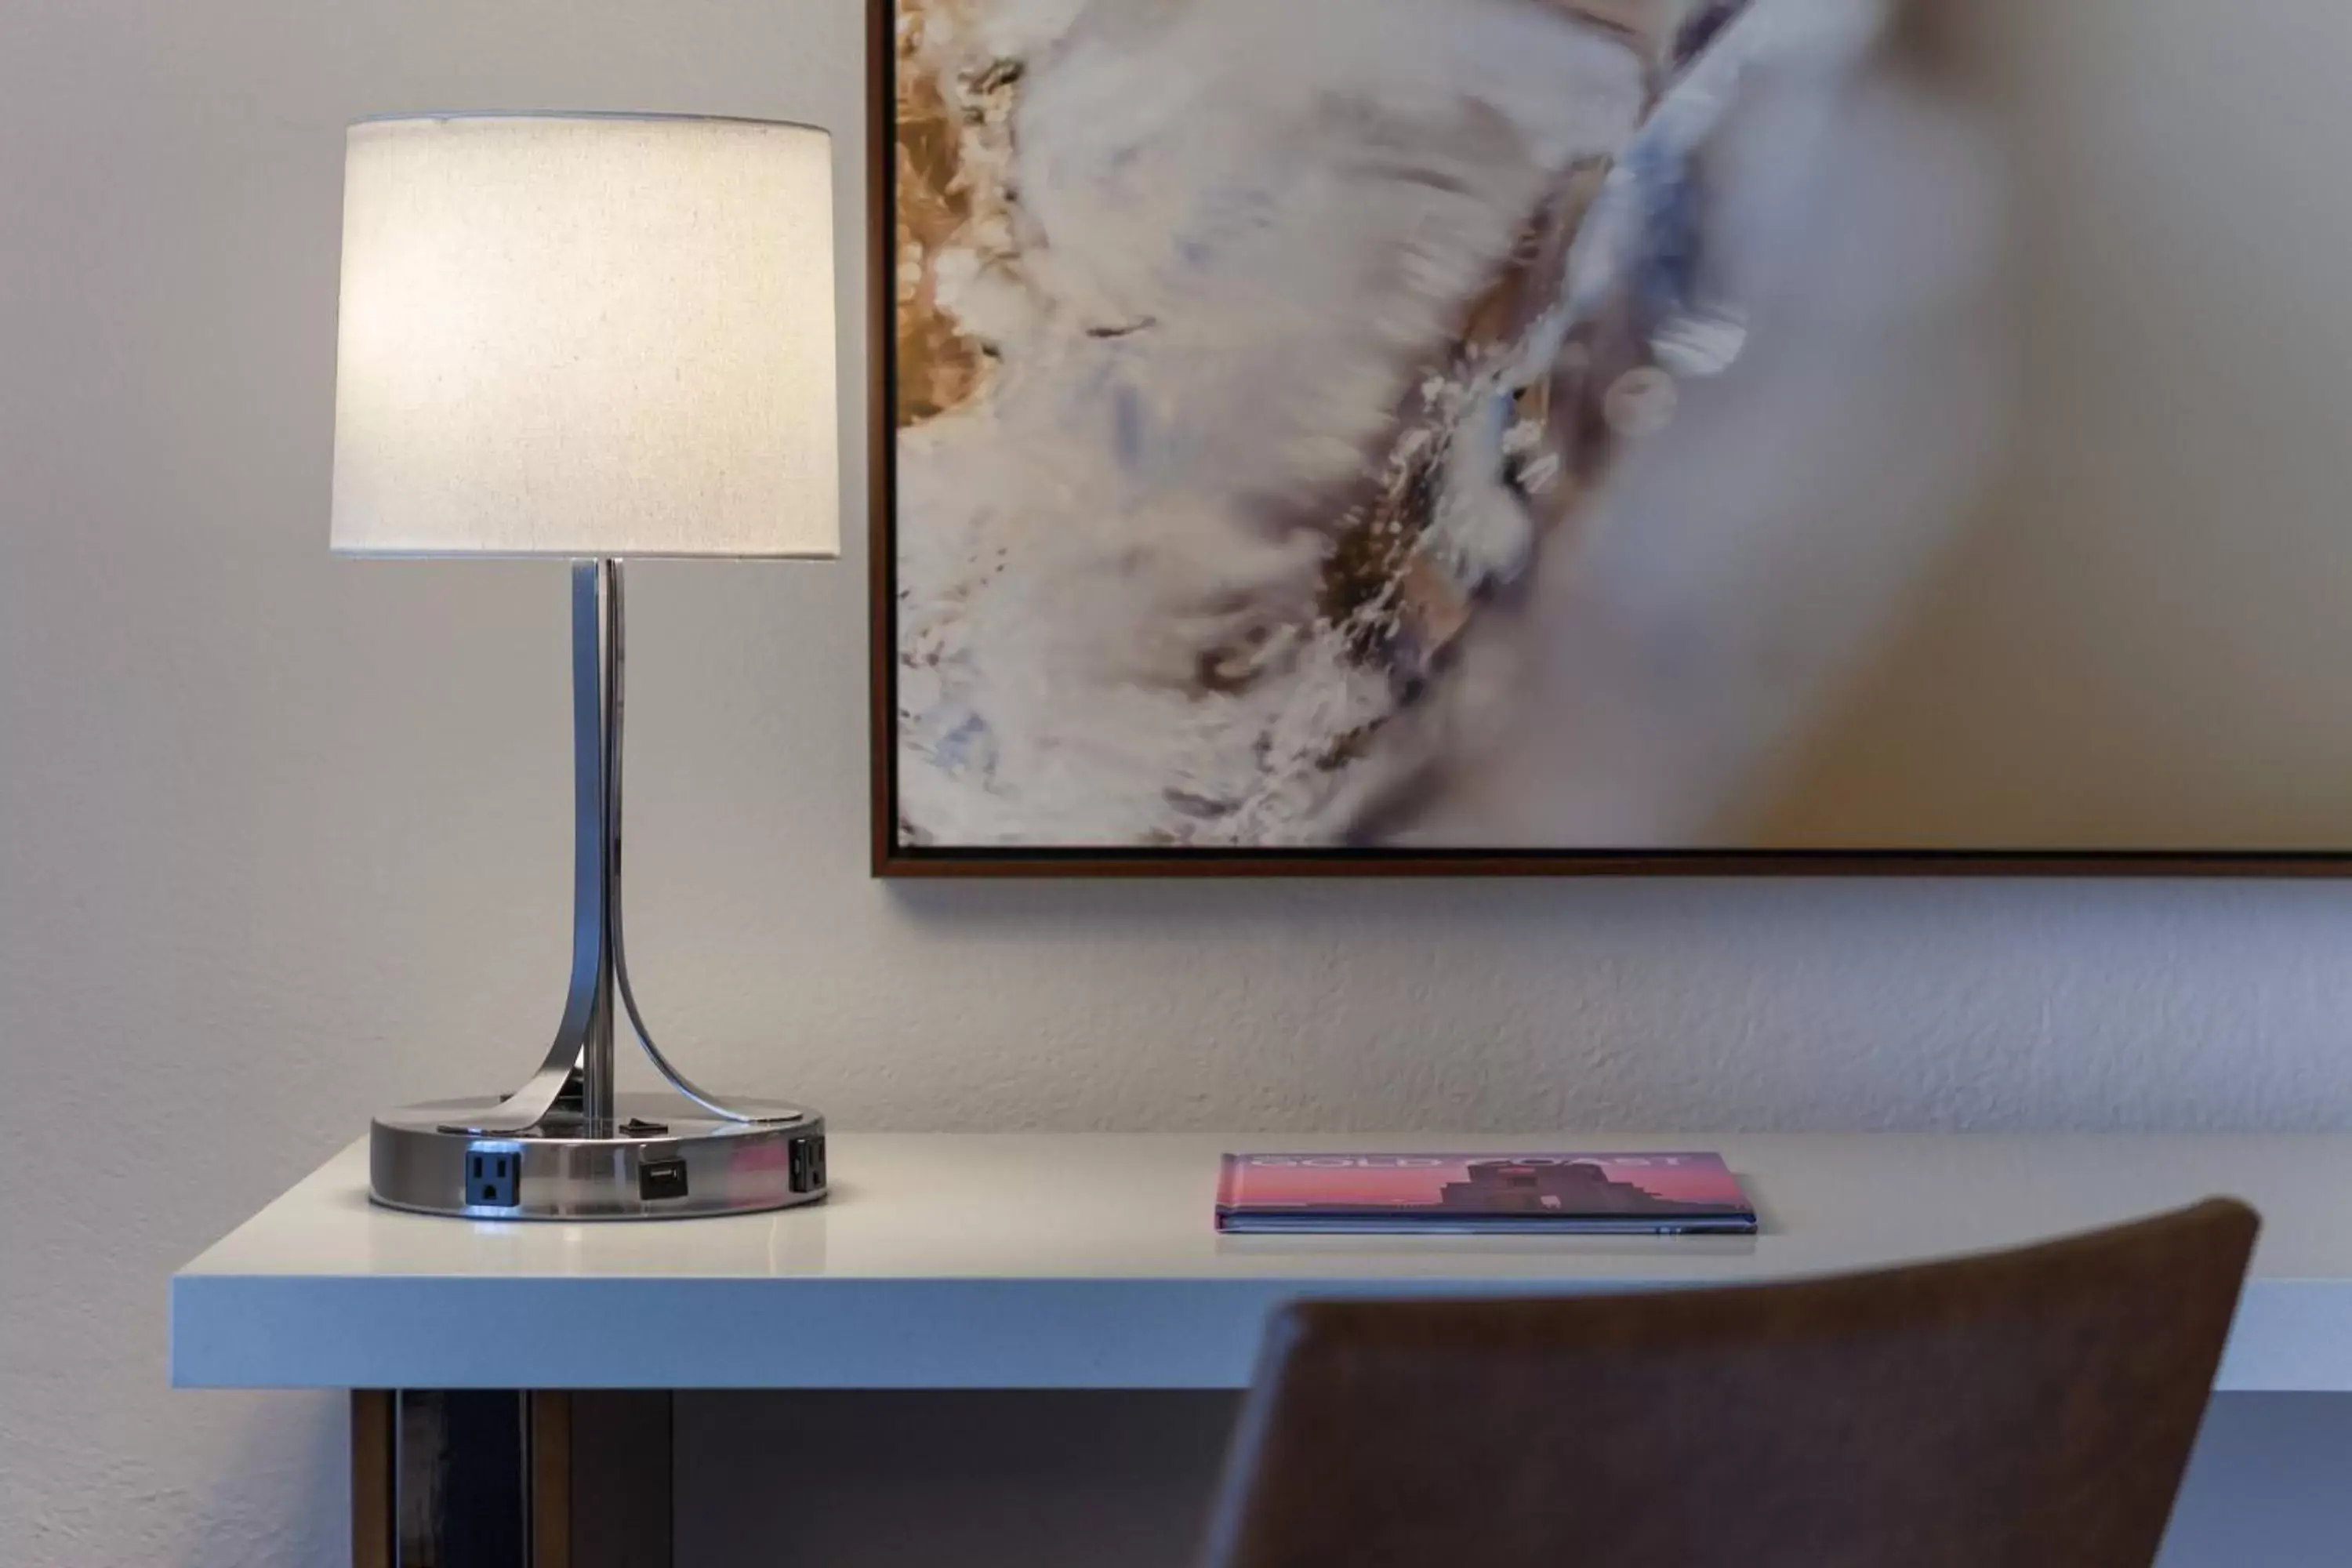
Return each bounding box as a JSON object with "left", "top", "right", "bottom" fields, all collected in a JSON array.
[{"left": 1199, "top": 1200, "right": 2257, "bottom": 1568}]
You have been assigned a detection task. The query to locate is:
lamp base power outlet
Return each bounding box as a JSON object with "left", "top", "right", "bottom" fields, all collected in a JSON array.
[{"left": 466, "top": 1144, "right": 524, "bottom": 1209}]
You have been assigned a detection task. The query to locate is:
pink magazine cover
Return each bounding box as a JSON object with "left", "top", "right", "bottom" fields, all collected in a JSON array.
[{"left": 1216, "top": 1152, "right": 1755, "bottom": 1233}]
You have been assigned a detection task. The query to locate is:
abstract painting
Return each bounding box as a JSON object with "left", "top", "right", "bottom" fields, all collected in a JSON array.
[{"left": 877, "top": 0, "right": 2039, "bottom": 870}]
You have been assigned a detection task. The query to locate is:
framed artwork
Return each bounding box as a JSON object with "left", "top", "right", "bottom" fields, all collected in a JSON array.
[{"left": 869, "top": 0, "right": 2352, "bottom": 876}]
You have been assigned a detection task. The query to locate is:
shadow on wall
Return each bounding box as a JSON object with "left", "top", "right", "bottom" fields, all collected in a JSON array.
[
  {"left": 670, "top": 1388, "right": 2352, "bottom": 1568},
  {"left": 678, "top": 1390, "right": 1243, "bottom": 1568},
  {"left": 168, "top": 1392, "right": 346, "bottom": 1567}
]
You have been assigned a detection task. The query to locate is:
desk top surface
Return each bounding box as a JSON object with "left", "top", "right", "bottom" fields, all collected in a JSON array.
[{"left": 172, "top": 1132, "right": 2352, "bottom": 1392}]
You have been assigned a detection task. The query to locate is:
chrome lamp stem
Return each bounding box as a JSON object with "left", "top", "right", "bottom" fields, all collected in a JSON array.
[{"left": 433, "top": 560, "right": 793, "bottom": 1139}]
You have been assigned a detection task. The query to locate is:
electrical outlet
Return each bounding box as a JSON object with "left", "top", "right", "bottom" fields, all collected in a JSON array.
[{"left": 465, "top": 1144, "right": 522, "bottom": 1208}]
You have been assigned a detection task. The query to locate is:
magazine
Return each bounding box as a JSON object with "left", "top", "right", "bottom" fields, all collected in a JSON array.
[{"left": 1216, "top": 1151, "right": 1756, "bottom": 1236}]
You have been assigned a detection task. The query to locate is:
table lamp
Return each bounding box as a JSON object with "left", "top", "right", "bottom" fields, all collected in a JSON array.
[{"left": 331, "top": 113, "right": 837, "bottom": 1219}]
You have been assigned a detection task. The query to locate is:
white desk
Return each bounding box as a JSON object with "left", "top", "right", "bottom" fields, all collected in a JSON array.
[{"left": 172, "top": 1132, "right": 2352, "bottom": 1393}]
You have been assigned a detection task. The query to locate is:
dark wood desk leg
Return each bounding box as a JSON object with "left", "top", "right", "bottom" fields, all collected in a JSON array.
[
  {"left": 353, "top": 1391, "right": 673, "bottom": 1568},
  {"left": 354, "top": 1392, "right": 395, "bottom": 1568},
  {"left": 529, "top": 1393, "right": 573, "bottom": 1568}
]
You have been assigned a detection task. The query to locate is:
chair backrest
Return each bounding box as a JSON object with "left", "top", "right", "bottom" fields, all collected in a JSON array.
[{"left": 1198, "top": 1200, "right": 2258, "bottom": 1568}]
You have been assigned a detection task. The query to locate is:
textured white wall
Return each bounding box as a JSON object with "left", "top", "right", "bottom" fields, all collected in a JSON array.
[{"left": 7, "top": 0, "right": 2352, "bottom": 1563}]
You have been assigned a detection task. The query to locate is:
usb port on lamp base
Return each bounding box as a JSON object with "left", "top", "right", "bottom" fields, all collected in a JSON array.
[{"left": 638, "top": 1159, "right": 690, "bottom": 1203}]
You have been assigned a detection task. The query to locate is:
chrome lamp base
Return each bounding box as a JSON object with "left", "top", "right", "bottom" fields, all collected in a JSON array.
[
  {"left": 368, "top": 561, "right": 826, "bottom": 1221},
  {"left": 372, "top": 1094, "right": 826, "bottom": 1221}
]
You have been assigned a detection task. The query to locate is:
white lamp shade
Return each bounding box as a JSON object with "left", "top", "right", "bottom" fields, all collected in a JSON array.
[{"left": 330, "top": 114, "right": 839, "bottom": 558}]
